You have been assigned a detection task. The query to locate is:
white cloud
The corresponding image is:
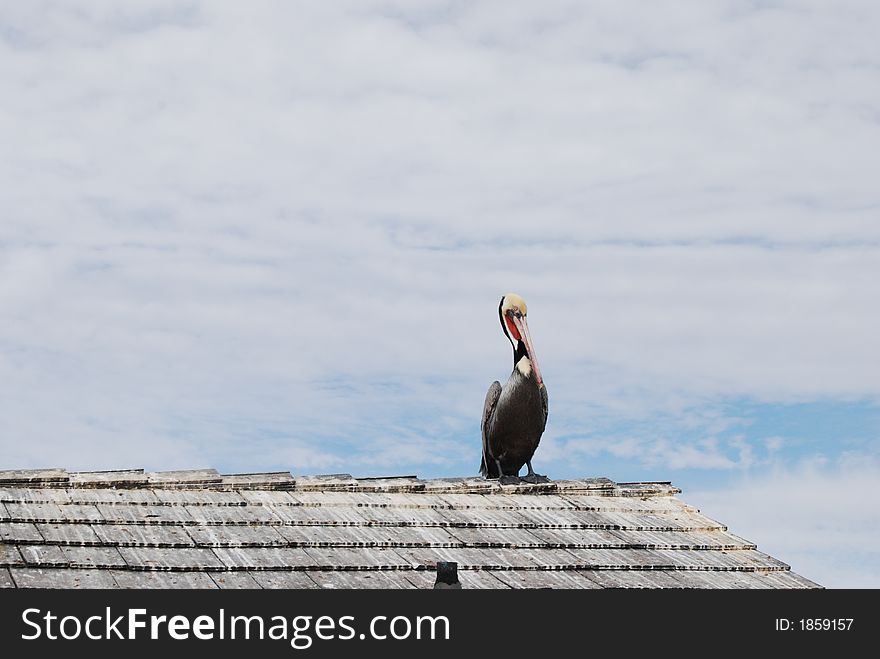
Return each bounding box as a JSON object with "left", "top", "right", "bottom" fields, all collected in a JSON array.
[{"left": 688, "top": 456, "right": 880, "bottom": 588}]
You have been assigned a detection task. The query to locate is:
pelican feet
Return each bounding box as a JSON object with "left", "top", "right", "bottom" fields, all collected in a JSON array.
[
  {"left": 521, "top": 473, "right": 550, "bottom": 484},
  {"left": 498, "top": 475, "right": 522, "bottom": 485}
]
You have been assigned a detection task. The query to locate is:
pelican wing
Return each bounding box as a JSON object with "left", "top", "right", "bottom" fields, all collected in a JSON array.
[
  {"left": 540, "top": 383, "right": 549, "bottom": 432},
  {"left": 479, "top": 381, "right": 502, "bottom": 477}
]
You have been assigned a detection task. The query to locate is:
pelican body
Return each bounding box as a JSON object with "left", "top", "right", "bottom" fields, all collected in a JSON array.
[{"left": 480, "top": 293, "right": 549, "bottom": 484}]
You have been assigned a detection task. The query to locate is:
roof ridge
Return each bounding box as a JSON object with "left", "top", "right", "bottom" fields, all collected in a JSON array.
[{"left": 0, "top": 468, "right": 681, "bottom": 496}]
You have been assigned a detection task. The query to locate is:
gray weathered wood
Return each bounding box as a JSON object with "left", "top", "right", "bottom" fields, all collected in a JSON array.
[
  {"left": 10, "top": 567, "right": 119, "bottom": 588},
  {"left": 93, "top": 524, "right": 195, "bottom": 547},
  {"left": 1, "top": 522, "right": 44, "bottom": 543},
  {"left": 67, "top": 488, "right": 160, "bottom": 505},
  {"left": 69, "top": 470, "right": 148, "bottom": 488},
  {"left": 187, "top": 525, "right": 288, "bottom": 547},
  {"left": 211, "top": 547, "right": 317, "bottom": 571},
  {"left": 0, "top": 469, "right": 68, "bottom": 485},
  {"left": 36, "top": 523, "right": 102, "bottom": 545},
  {"left": 309, "top": 570, "right": 414, "bottom": 589},
  {"left": 61, "top": 546, "right": 127, "bottom": 568},
  {"left": 0, "top": 567, "right": 15, "bottom": 587},
  {"left": 18, "top": 545, "right": 68, "bottom": 566},
  {"left": 250, "top": 571, "right": 322, "bottom": 589},
  {"left": 209, "top": 571, "right": 263, "bottom": 589},
  {"left": 118, "top": 547, "right": 224, "bottom": 570},
  {"left": 154, "top": 489, "right": 247, "bottom": 506},
  {"left": 1, "top": 544, "right": 24, "bottom": 566},
  {"left": 492, "top": 569, "right": 602, "bottom": 590},
  {"left": 95, "top": 504, "right": 194, "bottom": 525},
  {"left": 303, "top": 547, "right": 413, "bottom": 570},
  {"left": 185, "top": 505, "right": 282, "bottom": 525},
  {"left": 110, "top": 570, "right": 220, "bottom": 589},
  {"left": 0, "top": 487, "right": 72, "bottom": 504},
  {"left": 219, "top": 472, "right": 296, "bottom": 490},
  {"left": 147, "top": 469, "right": 222, "bottom": 486}
]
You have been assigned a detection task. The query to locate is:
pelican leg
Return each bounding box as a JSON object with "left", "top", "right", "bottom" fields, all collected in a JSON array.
[
  {"left": 495, "top": 459, "right": 522, "bottom": 485},
  {"left": 521, "top": 461, "right": 550, "bottom": 484}
]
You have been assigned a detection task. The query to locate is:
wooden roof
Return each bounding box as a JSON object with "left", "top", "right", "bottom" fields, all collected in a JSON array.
[{"left": 0, "top": 468, "right": 820, "bottom": 589}]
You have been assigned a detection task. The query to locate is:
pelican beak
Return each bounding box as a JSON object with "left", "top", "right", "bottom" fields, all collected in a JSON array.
[{"left": 512, "top": 315, "right": 543, "bottom": 387}]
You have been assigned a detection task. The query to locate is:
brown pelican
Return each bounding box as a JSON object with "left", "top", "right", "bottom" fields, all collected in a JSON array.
[{"left": 480, "top": 293, "right": 549, "bottom": 484}]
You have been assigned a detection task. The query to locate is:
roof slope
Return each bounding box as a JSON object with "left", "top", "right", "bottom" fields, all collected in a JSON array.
[{"left": 0, "top": 468, "right": 820, "bottom": 589}]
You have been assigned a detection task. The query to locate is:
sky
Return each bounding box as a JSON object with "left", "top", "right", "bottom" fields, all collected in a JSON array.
[{"left": 1, "top": 1, "right": 878, "bottom": 588}]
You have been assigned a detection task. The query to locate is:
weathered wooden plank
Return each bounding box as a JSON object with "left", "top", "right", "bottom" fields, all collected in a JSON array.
[
  {"left": 402, "top": 569, "right": 509, "bottom": 589},
  {"left": 0, "top": 468, "right": 68, "bottom": 485},
  {"left": 276, "top": 525, "right": 382, "bottom": 547},
  {"left": 492, "top": 569, "right": 601, "bottom": 590},
  {"left": 61, "top": 546, "right": 127, "bottom": 568},
  {"left": 185, "top": 505, "right": 282, "bottom": 525},
  {"left": 218, "top": 472, "right": 296, "bottom": 490},
  {"left": 353, "top": 477, "right": 425, "bottom": 494},
  {"left": 58, "top": 504, "right": 104, "bottom": 522},
  {"left": 110, "top": 570, "right": 220, "bottom": 589},
  {"left": 0, "top": 567, "right": 15, "bottom": 587},
  {"left": 1, "top": 544, "right": 24, "bottom": 566},
  {"left": 419, "top": 477, "right": 501, "bottom": 495},
  {"left": 394, "top": 546, "right": 537, "bottom": 570},
  {"left": 239, "top": 490, "right": 299, "bottom": 506},
  {"left": 93, "top": 524, "right": 195, "bottom": 547},
  {"left": 212, "top": 547, "right": 317, "bottom": 571},
  {"left": 0, "top": 487, "right": 72, "bottom": 504},
  {"left": 446, "top": 526, "right": 546, "bottom": 548},
  {"left": 431, "top": 508, "right": 527, "bottom": 528},
  {"left": 552, "top": 477, "right": 614, "bottom": 493},
  {"left": 147, "top": 469, "right": 222, "bottom": 487},
  {"left": 1, "top": 522, "right": 43, "bottom": 543},
  {"left": 210, "top": 571, "right": 263, "bottom": 589},
  {"left": 763, "top": 571, "right": 822, "bottom": 589},
  {"left": 3, "top": 502, "right": 65, "bottom": 522},
  {"left": 36, "top": 523, "right": 102, "bottom": 545},
  {"left": 525, "top": 527, "right": 630, "bottom": 548},
  {"left": 578, "top": 569, "right": 686, "bottom": 589},
  {"left": 270, "top": 505, "right": 369, "bottom": 526},
  {"left": 153, "top": 489, "right": 247, "bottom": 507},
  {"left": 250, "top": 571, "right": 322, "bottom": 589},
  {"left": 18, "top": 545, "right": 68, "bottom": 566},
  {"left": 187, "top": 525, "right": 288, "bottom": 547},
  {"left": 10, "top": 568, "right": 119, "bottom": 588},
  {"left": 95, "top": 504, "right": 194, "bottom": 525},
  {"left": 303, "top": 547, "right": 413, "bottom": 570},
  {"left": 294, "top": 474, "right": 358, "bottom": 491},
  {"left": 356, "top": 505, "right": 454, "bottom": 527},
  {"left": 69, "top": 470, "right": 148, "bottom": 488},
  {"left": 118, "top": 547, "right": 224, "bottom": 571},
  {"left": 67, "top": 488, "right": 160, "bottom": 505},
  {"left": 309, "top": 570, "right": 413, "bottom": 589}
]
